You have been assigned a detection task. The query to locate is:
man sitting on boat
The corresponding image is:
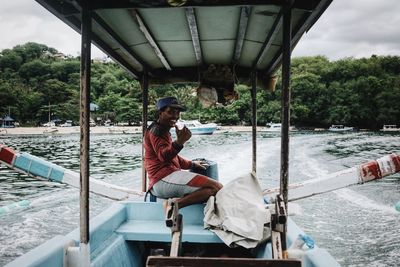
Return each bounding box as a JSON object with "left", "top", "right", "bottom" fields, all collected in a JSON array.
[{"left": 144, "top": 96, "right": 223, "bottom": 209}]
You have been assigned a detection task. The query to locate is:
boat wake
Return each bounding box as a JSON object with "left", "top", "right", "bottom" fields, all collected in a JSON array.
[{"left": 334, "top": 188, "right": 399, "bottom": 215}]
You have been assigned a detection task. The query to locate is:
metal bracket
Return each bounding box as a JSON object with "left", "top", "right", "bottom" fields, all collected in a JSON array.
[
  {"left": 165, "top": 199, "right": 183, "bottom": 257},
  {"left": 270, "top": 194, "right": 288, "bottom": 259}
]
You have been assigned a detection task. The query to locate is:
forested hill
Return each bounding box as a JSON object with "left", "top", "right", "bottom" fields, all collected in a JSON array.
[{"left": 1, "top": 42, "right": 399, "bottom": 129}]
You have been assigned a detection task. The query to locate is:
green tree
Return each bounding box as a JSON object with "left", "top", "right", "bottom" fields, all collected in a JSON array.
[
  {"left": 18, "top": 60, "right": 51, "bottom": 82},
  {"left": 98, "top": 91, "right": 122, "bottom": 114},
  {"left": 13, "top": 42, "right": 56, "bottom": 63},
  {"left": 0, "top": 50, "right": 23, "bottom": 71},
  {"left": 1, "top": 42, "right": 400, "bottom": 129},
  {"left": 116, "top": 98, "right": 141, "bottom": 125},
  {"left": 51, "top": 61, "right": 80, "bottom": 82}
]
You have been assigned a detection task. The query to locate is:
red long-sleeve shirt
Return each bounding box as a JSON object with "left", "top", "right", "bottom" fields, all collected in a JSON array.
[{"left": 144, "top": 122, "right": 192, "bottom": 189}]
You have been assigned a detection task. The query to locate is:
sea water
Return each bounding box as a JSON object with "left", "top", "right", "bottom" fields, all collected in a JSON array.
[{"left": 0, "top": 131, "right": 399, "bottom": 266}]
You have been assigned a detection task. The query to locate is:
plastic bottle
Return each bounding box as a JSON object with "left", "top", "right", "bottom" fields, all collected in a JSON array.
[
  {"left": 287, "top": 234, "right": 315, "bottom": 260},
  {"left": 175, "top": 121, "right": 184, "bottom": 130},
  {"left": 395, "top": 201, "right": 400, "bottom": 212}
]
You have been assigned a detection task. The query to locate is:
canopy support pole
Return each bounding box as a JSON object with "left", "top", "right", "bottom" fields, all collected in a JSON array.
[
  {"left": 280, "top": 0, "right": 292, "bottom": 259},
  {"left": 141, "top": 70, "right": 149, "bottom": 192},
  {"left": 280, "top": 1, "right": 292, "bottom": 211},
  {"left": 79, "top": 1, "right": 91, "bottom": 246},
  {"left": 251, "top": 70, "right": 257, "bottom": 177},
  {"left": 67, "top": 2, "right": 92, "bottom": 266}
]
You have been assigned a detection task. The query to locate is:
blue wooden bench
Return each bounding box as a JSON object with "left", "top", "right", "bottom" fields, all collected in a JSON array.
[{"left": 116, "top": 202, "right": 222, "bottom": 243}]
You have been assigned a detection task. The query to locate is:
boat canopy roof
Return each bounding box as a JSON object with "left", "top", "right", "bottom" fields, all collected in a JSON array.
[{"left": 36, "top": 0, "right": 332, "bottom": 87}]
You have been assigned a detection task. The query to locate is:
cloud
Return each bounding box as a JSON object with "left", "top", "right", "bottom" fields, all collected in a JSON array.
[
  {"left": 0, "top": 0, "right": 105, "bottom": 58},
  {"left": 293, "top": 0, "right": 400, "bottom": 60}
]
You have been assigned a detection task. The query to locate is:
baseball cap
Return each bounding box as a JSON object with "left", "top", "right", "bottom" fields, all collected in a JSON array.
[{"left": 156, "top": 96, "right": 186, "bottom": 111}]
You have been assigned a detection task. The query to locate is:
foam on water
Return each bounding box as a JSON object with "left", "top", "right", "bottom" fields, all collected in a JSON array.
[
  {"left": 334, "top": 188, "right": 399, "bottom": 215},
  {"left": 292, "top": 136, "right": 330, "bottom": 178}
]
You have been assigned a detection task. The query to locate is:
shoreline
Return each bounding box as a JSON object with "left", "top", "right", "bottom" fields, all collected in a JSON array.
[{"left": 0, "top": 126, "right": 269, "bottom": 136}]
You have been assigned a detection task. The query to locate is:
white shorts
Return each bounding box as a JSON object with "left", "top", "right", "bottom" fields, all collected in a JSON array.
[{"left": 151, "top": 170, "right": 209, "bottom": 199}]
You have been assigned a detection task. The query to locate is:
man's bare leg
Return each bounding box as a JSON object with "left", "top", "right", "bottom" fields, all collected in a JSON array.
[
  {"left": 164, "top": 177, "right": 223, "bottom": 210},
  {"left": 176, "top": 185, "right": 220, "bottom": 209}
]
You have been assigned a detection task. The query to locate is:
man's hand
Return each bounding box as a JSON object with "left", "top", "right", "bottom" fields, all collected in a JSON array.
[
  {"left": 175, "top": 125, "right": 191, "bottom": 146},
  {"left": 192, "top": 160, "right": 208, "bottom": 170}
]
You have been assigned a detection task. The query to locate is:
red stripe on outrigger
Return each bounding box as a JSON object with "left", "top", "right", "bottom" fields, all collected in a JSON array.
[
  {"left": 0, "top": 145, "right": 17, "bottom": 165},
  {"left": 359, "top": 160, "right": 382, "bottom": 182},
  {"left": 391, "top": 154, "right": 400, "bottom": 173}
]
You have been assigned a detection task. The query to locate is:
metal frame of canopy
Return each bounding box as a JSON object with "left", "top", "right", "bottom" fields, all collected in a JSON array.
[
  {"left": 36, "top": 0, "right": 331, "bottom": 83},
  {"left": 34, "top": 0, "right": 333, "bottom": 263}
]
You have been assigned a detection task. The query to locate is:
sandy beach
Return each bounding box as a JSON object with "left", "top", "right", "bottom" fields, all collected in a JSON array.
[{"left": 0, "top": 126, "right": 266, "bottom": 135}]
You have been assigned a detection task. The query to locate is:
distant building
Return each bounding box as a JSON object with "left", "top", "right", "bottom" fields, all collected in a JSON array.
[
  {"left": 1, "top": 115, "right": 15, "bottom": 128},
  {"left": 43, "top": 50, "right": 66, "bottom": 59}
]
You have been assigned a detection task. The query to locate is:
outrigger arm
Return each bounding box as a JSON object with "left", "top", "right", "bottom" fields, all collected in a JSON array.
[{"left": 263, "top": 153, "right": 400, "bottom": 201}]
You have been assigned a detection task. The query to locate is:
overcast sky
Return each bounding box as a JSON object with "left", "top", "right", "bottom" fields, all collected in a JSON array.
[{"left": 1, "top": 0, "right": 399, "bottom": 61}]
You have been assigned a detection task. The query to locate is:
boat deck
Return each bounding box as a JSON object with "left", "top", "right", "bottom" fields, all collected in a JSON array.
[{"left": 4, "top": 201, "right": 340, "bottom": 267}]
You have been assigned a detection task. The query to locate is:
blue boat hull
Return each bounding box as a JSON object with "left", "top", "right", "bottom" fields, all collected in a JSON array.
[
  {"left": 5, "top": 201, "right": 340, "bottom": 267},
  {"left": 171, "top": 126, "right": 217, "bottom": 135},
  {"left": 189, "top": 126, "right": 217, "bottom": 135}
]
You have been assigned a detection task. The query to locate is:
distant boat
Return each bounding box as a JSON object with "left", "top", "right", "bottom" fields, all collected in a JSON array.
[
  {"left": 42, "top": 121, "right": 56, "bottom": 127},
  {"left": 380, "top": 124, "right": 400, "bottom": 132},
  {"left": 90, "top": 119, "right": 96, "bottom": 127},
  {"left": 328, "top": 125, "right": 354, "bottom": 132},
  {"left": 43, "top": 127, "right": 58, "bottom": 134},
  {"left": 265, "top": 122, "right": 281, "bottom": 132},
  {"left": 175, "top": 120, "right": 218, "bottom": 135},
  {"left": 265, "top": 122, "right": 296, "bottom": 132},
  {"left": 60, "top": 120, "right": 73, "bottom": 127},
  {"left": 104, "top": 119, "right": 113, "bottom": 127}
]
